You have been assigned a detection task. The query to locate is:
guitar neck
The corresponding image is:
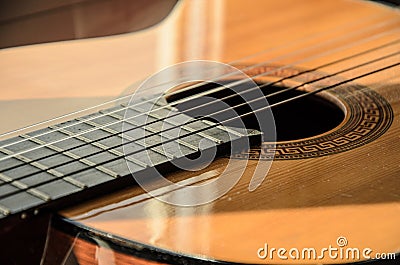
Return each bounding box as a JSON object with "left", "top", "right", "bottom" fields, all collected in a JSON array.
[{"left": 0, "top": 98, "right": 260, "bottom": 223}]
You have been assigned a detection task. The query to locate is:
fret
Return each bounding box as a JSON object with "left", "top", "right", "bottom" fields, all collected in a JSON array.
[
  {"left": 96, "top": 109, "right": 202, "bottom": 156},
  {"left": 26, "top": 131, "right": 118, "bottom": 179},
  {"left": 0, "top": 156, "right": 95, "bottom": 217},
  {"left": 125, "top": 102, "right": 224, "bottom": 144},
  {"left": 41, "top": 122, "right": 150, "bottom": 179},
  {"left": 0, "top": 178, "right": 18, "bottom": 197},
  {"left": 48, "top": 124, "right": 148, "bottom": 174},
  {"left": 0, "top": 146, "right": 75, "bottom": 203},
  {"left": 61, "top": 121, "right": 148, "bottom": 168},
  {"left": 108, "top": 109, "right": 199, "bottom": 152},
  {"left": 122, "top": 105, "right": 219, "bottom": 156},
  {"left": 0, "top": 154, "right": 24, "bottom": 172},
  {"left": 1, "top": 131, "right": 98, "bottom": 190},
  {"left": 0, "top": 190, "right": 46, "bottom": 214},
  {"left": 21, "top": 134, "right": 118, "bottom": 190},
  {"left": 25, "top": 126, "right": 146, "bottom": 177},
  {"left": 201, "top": 119, "right": 247, "bottom": 138},
  {"left": 0, "top": 146, "right": 59, "bottom": 178},
  {"left": 27, "top": 188, "right": 52, "bottom": 202},
  {"left": 98, "top": 108, "right": 213, "bottom": 161},
  {"left": 26, "top": 126, "right": 84, "bottom": 150},
  {"left": 15, "top": 135, "right": 88, "bottom": 189},
  {"left": 1, "top": 171, "right": 52, "bottom": 191},
  {"left": 122, "top": 100, "right": 257, "bottom": 154},
  {"left": 148, "top": 100, "right": 232, "bottom": 139},
  {"left": 79, "top": 117, "right": 176, "bottom": 160},
  {"left": 24, "top": 128, "right": 108, "bottom": 171},
  {"left": 74, "top": 110, "right": 188, "bottom": 165},
  {"left": 0, "top": 153, "right": 52, "bottom": 215},
  {"left": 0, "top": 145, "right": 47, "bottom": 167},
  {"left": 3, "top": 177, "right": 51, "bottom": 201},
  {"left": 0, "top": 200, "right": 11, "bottom": 216}
]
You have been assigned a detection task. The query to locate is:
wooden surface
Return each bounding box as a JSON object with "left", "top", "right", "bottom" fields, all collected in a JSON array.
[{"left": 1, "top": 0, "right": 399, "bottom": 264}]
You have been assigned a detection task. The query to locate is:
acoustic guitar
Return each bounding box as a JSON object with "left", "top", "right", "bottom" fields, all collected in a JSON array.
[{"left": 0, "top": 0, "right": 399, "bottom": 264}]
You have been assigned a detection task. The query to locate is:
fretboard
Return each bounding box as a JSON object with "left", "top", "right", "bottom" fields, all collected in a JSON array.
[{"left": 0, "top": 98, "right": 260, "bottom": 223}]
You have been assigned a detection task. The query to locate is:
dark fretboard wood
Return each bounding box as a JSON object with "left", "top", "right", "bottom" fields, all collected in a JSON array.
[{"left": 0, "top": 98, "right": 260, "bottom": 223}]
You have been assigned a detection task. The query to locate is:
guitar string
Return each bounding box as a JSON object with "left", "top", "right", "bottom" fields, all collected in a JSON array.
[
  {"left": 0, "top": 21, "right": 398, "bottom": 161},
  {"left": 0, "top": 54, "right": 398, "bottom": 200},
  {"left": 70, "top": 68, "right": 400, "bottom": 221},
  {"left": 0, "top": 37, "right": 399, "bottom": 175},
  {"left": 0, "top": 14, "right": 395, "bottom": 149},
  {"left": 0, "top": 32, "right": 398, "bottom": 175},
  {"left": 2, "top": 60, "right": 399, "bottom": 200},
  {"left": 0, "top": 16, "right": 392, "bottom": 166},
  {"left": 0, "top": 31, "right": 398, "bottom": 172},
  {"left": 71, "top": 62, "right": 398, "bottom": 223},
  {"left": 0, "top": 11, "right": 388, "bottom": 141},
  {"left": 0, "top": 14, "right": 398, "bottom": 194}
]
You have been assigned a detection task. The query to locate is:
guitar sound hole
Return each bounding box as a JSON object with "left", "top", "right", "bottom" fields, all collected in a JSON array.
[{"left": 166, "top": 81, "right": 345, "bottom": 142}]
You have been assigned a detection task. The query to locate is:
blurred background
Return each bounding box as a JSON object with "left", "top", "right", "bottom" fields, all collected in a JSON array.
[{"left": 0, "top": 0, "right": 177, "bottom": 48}]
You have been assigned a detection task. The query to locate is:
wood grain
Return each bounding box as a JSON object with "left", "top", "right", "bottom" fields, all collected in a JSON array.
[{"left": 1, "top": 0, "right": 399, "bottom": 264}]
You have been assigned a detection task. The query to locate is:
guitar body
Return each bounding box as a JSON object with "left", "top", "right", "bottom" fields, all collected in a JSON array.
[{"left": 0, "top": 0, "right": 399, "bottom": 264}]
